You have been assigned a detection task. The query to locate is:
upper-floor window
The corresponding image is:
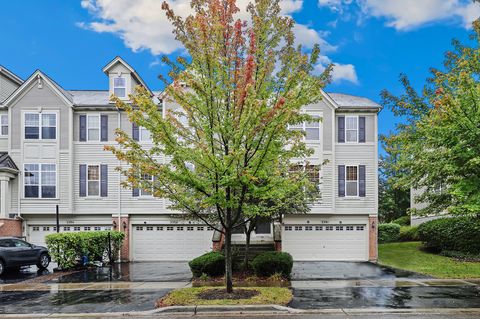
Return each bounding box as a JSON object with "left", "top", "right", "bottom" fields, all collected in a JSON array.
[
  {"left": 87, "top": 115, "right": 100, "bottom": 141},
  {"left": 24, "top": 163, "right": 56, "bottom": 198},
  {"left": 345, "top": 116, "right": 358, "bottom": 143},
  {"left": 288, "top": 116, "right": 321, "bottom": 141},
  {"left": 87, "top": 165, "right": 100, "bottom": 196},
  {"left": 140, "top": 126, "right": 151, "bottom": 142},
  {"left": 345, "top": 165, "right": 358, "bottom": 197},
  {"left": 140, "top": 174, "right": 154, "bottom": 196},
  {"left": 25, "top": 113, "right": 56, "bottom": 140},
  {"left": 290, "top": 164, "right": 321, "bottom": 190},
  {"left": 113, "top": 77, "right": 126, "bottom": 98},
  {"left": 0, "top": 115, "right": 8, "bottom": 136}
]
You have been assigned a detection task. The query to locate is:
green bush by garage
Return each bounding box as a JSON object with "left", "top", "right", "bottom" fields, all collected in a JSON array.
[
  {"left": 251, "top": 251, "right": 293, "bottom": 278},
  {"left": 417, "top": 217, "right": 480, "bottom": 254},
  {"left": 189, "top": 252, "right": 225, "bottom": 277},
  {"left": 46, "top": 231, "right": 125, "bottom": 269},
  {"left": 378, "top": 223, "right": 401, "bottom": 243}
]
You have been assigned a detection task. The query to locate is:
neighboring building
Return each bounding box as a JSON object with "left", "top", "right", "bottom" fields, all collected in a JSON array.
[
  {"left": 0, "top": 57, "right": 380, "bottom": 262},
  {"left": 410, "top": 187, "right": 446, "bottom": 226}
]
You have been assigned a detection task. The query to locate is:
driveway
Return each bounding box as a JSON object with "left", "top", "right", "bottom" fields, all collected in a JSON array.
[
  {"left": 290, "top": 261, "right": 480, "bottom": 309},
  {"left": 0, "top": 261, "right": 191, "bottom": 314}
]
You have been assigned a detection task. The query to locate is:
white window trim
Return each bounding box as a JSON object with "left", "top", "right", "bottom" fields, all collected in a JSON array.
[
  {"left": 23, "top": 163, "right": 57, "bottom": 199},
  {"left": 344, "top": 115, "right": 359, "bottom": 143},
  {"left": 288, "top": 115, "right": 321, "bottom": 142},
  {"left": 345, "top": 164, "right": 359, "bottom": 198},
  {"left": 23, "top": 112, "right": 57, "bottom": 141},
  {"left": 86, "top": 114, "right": 100, "bottom": 142},
  {"left": 113, "top": 76, "right": 127, "bottom": 99},
  {"left": 0, "top": 114, "right": 8, "bottom": 137},
  {"left": 86, "top": 164, "right": 101, "bottom": 197},
  {"left": 139, "top": 126, "right": 152, "bottom": 143},
  {"left": 139, "top": 174, "right": 154, "bottom": 197}
]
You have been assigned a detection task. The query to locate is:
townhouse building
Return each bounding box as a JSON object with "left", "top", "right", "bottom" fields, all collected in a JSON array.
[{"left": 0, "top": 57, "right": 380, "bottom": 262}]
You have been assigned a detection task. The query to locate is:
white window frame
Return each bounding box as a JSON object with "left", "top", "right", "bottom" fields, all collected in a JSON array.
[
  {"left": 288, "top": 115, "right": 321, "bottom": 141},
  {"left": 345, "top": 165, "right": 359, "bottom": 197},
  {"left": 140, "top": 174, "right": 154, "bottom": 197},
  {"left": 113, "top": 76, "right": 127, "bottom": 98},
  {"left": 24, "top": 112, "right": 57, "bottom": 140},
  {"left": 23, "top": 163, "right": 57, "bottom": 199},
  {"left": 139, "top": 126, "right": 152, "bottom": 142},
  {"left": 345, "top": 116, "right": 358, "bottom": 143},
  {"left": 0, "top": 114, "right": 8, "bottom": 136},
  {"left": 86, "top": 114, "right": 100, "bottom": 142},
  {"left": 86, "top": 164, "right": 101, "bottom": 197}
]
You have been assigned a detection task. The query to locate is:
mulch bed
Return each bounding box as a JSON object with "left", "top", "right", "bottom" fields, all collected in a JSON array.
[
  {"left": 192, "top": 272, "right": 290, "bottom": 287},
  {"left": 197, "top": 288, "right": 260, "bottom": 300}
]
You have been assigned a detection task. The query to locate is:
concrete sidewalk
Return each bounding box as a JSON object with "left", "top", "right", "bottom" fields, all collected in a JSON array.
[{"left": 0, "top": 281, "right": 190, "bottom": 291}]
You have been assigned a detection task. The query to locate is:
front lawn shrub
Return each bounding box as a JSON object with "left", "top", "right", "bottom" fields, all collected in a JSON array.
[
  {"left": 251, "top": 251, "right": 293, "bottom": 278},
  {"left": 378, "top": 223, "right": 401, "bottom": 243},
  {"left": 398, "top": 226, "right": 419, "bottom": 242},
  {"left": 46, "top": 231, "right": 125, "bottom": 269},
  {"left": 418, "top": 217, "right": 480, "bottom": 254},
  {"left": 189, "top": 252, "right": 225, "bottom": 277},
  {"left": 392, "top": 216, "right": 410, "bottom": 226}
]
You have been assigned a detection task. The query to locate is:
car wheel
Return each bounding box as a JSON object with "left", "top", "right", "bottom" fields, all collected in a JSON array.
[
  {"left": 37, "top": 253, "right": 50, "bottom": 269},
  {"left": 0, "top": 260, "right": 4, "bottom": 276}
]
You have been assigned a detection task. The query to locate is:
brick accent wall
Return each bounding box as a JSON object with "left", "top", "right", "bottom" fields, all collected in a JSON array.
[
  {"left": 369, "top": 215, "right": 378, "bottom": 262},
  {"left": 274, "top": 241, "right": 282, "bottom": 252},
  {"left": 0, "top": 218, "right": 22, "bottom": 237},
  {"left": 113, "top": 216, "right": 130, "bottom": 262},
  {"left": 212, "top": 232, "right": 224, "bottom": 252}
]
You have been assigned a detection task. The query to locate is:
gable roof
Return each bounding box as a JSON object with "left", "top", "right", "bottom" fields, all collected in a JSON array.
[
  {"left": 0, "top": 65, "right": 23, "bottom": 86},
  {"left": 327, "top": 92, "right": 382, "bottom": 111},
  {"left": 102, "top": 56, "right": 153, "bottom": 95},
  {"left": 0, "top": 152, "right": 19, "bottom": 174},
  {"left": 2, "top": 70, "right": 74, "bottom": 107}
]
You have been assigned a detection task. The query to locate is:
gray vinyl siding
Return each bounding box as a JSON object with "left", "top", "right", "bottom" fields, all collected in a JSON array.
[
  {"left": 0, "top": 73, "right": 20, "bottom": 102},
  {"left": 73, "top": 111, "right": 119, "bottom": 142},
  {"left": 335, "top": 114, "right": 375, "bottom": 143}
]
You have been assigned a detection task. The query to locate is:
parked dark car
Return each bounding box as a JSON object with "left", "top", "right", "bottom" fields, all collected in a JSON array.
[{"left": 0, "top": 237, "right": 50, "bottom": 275}]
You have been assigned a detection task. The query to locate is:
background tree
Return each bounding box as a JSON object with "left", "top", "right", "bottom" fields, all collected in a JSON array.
[
  {"left": 381, "top": 20, "right": 480, "bottom": 218},
  {"left": 107, "top": 0, "right": 330, "bottom": 293}
]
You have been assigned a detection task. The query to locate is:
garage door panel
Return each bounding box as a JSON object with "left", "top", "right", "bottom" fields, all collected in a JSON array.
[
  {"left": 282, "top": 224, "right": 368, "bottom": 261},
  {"left": 28, "top": 225, "right": 112, "bottom": 247},
  {"left": 132, "top": 225, "right": 214, "bottom": 261}
]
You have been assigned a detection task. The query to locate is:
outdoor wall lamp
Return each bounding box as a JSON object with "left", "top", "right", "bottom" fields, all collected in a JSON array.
[
  {"left": 371, "top": 221, "right": 376, "bottom": 230},
  {"left": 113, "top": 221, "right": 117, "bottom": 229},
  {"left": 122, "top": 221, "right": 127, "bottom": 230}
]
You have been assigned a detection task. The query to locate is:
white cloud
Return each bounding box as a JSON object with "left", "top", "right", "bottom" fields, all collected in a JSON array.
[
  {"left": 79, "top": 0, "right": 333, "bottom": 55},
  {"left": 314, "top": 56, "right": 359, "bottom": 84},
  {"left": 318, "top": 0, "right": 480, "bottom": 30}
]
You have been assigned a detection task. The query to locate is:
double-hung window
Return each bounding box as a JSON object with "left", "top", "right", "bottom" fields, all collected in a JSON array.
[
  {"left": 345, "top": 166, "right": 358, "bottom": 197},
  {"left": 113, "top": 77, "right": 126, "bottom": 98},
  {"left": 288, "top": 116, "right": 321, "bottom": 141},
  {"left": 345, "top": 116, "right": 358, "bottom": 143},
  {"left": 87, "top": 165, "right": 100, "bottom": 196},
  {"left": 140, "top": 174, "right": 154, "bottom": 196},
  {"left": 25, "top": 113, "right": 56, "bottom": 140},
  {"left": 139, "top": 126, "right": 151, "bottom": 142},
  {"left": 0, "top": 115, "right": 8, "bottom": 136},
  {"left": 87, "top": 115, "right": 100, "bottom": 141},
  {"left": 24, "top": 164, "right": 56, "bottom": 198}
]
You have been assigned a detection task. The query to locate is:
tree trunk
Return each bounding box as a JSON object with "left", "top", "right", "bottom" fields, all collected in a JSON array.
[{"left": 224, "top": 228, "right": 233, "bottom": 293}]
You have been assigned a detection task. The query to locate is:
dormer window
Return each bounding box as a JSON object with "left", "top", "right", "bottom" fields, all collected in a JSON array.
[{"left": 113, "top": 77, "right": 126, "bottom": 98}]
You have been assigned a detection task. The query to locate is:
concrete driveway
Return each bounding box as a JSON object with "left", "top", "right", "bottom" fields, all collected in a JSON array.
[{"left": 290, "top": 261, "right": 480, "bottom": 309}]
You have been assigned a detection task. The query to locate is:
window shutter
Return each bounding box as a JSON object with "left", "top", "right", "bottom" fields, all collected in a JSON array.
[
  {"left": 338, "top": 165, "right": 345, "bottom": 197},
  {"left": 359, "top": 116, "right": 366, "bottom": 143},
  {"left": 100, "top": 164, "right": 108, "bottom": 197},
  {"left": 100, "top": 115, "right": 108, "bottom": 142},
  {"left": 359, "top": 165, "right": 366, "bottom": 197},
  {"left": 338, "top": 116, "right": 345, "bottom": 143},
  {"left": 132, "top": 188, "right": 139, "bottom": 197},
  {"left": 79, "top": 115, "right": 87, "bottom": 142},
  {"left": 132, "top": 123, "right": 139, "bottom": 141},
  {"left": 79, "top": 164, "right": 87, "bottom": 197}
]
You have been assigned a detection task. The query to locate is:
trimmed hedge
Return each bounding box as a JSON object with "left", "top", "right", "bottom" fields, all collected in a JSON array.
[
  {"left": 398, "top": 226, "right": 419, "bottom": 242},
  {"left": 392, "top": 216, "right": 411, "bottom": 226},
  {"left": 251, "top": 251, "right": 293, "bottom": 277},
  {"left": 378, "top": 223, "right": 401, "bottom": 243},
  {"left": 417, "top": 217, "right": 480, "bottom": 254},
  {"left": 46, "top": 231, "right": 125, "bottom": 269},
  {"left": 189, "top": 252, "right": 225, "bottom": 277}
]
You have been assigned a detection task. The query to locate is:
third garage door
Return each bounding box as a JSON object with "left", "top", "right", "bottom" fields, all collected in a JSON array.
[
  {"left": 132, "top": 224, "right": 214, "bottom": 261},
  {"left": 282, "top": 224, "right": 368, "bottom": 261}
]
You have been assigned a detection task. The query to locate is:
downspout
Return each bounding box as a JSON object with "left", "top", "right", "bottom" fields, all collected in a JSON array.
[{"left": 117, "top": 108, "right": 122, "bottom": 262}]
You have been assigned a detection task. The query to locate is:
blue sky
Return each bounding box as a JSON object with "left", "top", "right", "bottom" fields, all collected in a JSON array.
[{"left": 0, "top": 0, "right": 478, "bottom": 151}]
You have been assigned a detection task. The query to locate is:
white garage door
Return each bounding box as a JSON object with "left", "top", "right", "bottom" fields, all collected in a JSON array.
[
  {"left": 282, "top": 224, "right": 368, "bottom": 261},
  {"left": 132, "top": 225, "right": 214, "bottom": 261},
  {"left": 28, "top": 225, "right": 112, "bottom": 247}
]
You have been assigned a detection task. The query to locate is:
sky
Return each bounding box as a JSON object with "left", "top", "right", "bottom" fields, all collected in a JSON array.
[{"left": 0, "top": 0, "right": 478, "bottom": 154}]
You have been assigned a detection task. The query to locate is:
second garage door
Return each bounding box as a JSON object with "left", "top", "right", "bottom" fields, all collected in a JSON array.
[
  {"left": 132, "top": 224, "right": 214, "bottom": 261},
  {"left": 282, "top": 224, "right": 368, "bottom": 261}
]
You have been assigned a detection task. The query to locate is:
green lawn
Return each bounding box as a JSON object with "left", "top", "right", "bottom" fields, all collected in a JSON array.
[{"left": 378, "top": 242, "right": 480, "bottom": 279}]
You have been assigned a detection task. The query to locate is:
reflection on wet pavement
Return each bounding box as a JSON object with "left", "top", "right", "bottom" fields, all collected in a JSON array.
[
  {"left": 0, "top": 266, "right": 53, "bottom": 284},
  {"left": 290, "top": 286, "right": 480, "bottom": 309},
  {"left": 0, "top": 289, "right": 169, "bottom": 313}
]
